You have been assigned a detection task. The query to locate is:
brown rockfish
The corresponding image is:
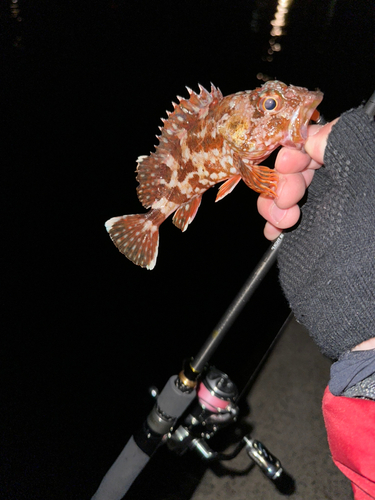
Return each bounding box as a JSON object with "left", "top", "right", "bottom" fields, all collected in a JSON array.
[{"left": 105, "top": 81, "right": 323, "bottom": 269}]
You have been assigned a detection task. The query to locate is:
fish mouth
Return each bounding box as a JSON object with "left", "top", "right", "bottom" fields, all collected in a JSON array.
[{"left": 283, "top": 91, "right": 324, "bottom": 148}]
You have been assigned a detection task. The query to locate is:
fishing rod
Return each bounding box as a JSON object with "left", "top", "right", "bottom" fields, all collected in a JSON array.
[
  {"left": 363, "top": 90, "right": 375, "bottom": 117},
  {"left": 91, "top": 235, "right": 287, "bottom": 500},
  {"left": 91, "top": 91, "right": 375, "bottom": 500}
]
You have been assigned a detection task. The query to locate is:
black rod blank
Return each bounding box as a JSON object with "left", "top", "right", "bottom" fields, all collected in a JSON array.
[{"left": 191, "top": 234, "right": 284, "bottom": 373}]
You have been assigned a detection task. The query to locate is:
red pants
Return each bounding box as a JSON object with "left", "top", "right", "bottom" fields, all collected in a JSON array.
[{"left": 322, "top": 387, "right": 375, "bottom": 499}]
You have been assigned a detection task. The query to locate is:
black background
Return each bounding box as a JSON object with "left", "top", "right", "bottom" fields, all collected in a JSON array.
[{"left": 2, "top": 1, "right": 375, "bottom": 499}]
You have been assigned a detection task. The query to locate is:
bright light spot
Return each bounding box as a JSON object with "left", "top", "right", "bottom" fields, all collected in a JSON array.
[
  {"left": 261, "top": 0, "right": 293, "bottom": 60},
  {"left": 270, "top": 27, "right": 282, "bottom": 37},
  {"left": 269, "top": 0, "right": 294, "bottom": 36},
  {"left": 254, "top": 0, "right": 292, "bottom": 77}
]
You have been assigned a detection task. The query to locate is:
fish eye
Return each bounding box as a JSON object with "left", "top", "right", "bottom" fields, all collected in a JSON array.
[
  {"left": 258, "top": 95, "right": 282, "bottom": 113},
  {"left": 264, "top": 98, "right": 277, "bottom": 110}
]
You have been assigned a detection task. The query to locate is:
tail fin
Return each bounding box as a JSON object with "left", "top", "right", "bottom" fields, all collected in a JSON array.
[{"left": 105, "top": 213, "right": 160, "bottom": 270}]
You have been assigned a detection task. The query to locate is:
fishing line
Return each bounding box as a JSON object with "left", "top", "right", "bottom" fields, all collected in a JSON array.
[{"left": 236, "top": 311, "right": 293, "bottom": 403}]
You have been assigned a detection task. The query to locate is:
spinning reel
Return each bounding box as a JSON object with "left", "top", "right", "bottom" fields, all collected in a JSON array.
[{"left": 164, "top": 366, "right": 285, "bottom": 485}]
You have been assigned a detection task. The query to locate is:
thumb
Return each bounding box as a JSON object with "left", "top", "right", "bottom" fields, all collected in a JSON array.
[{"left": 304, "top": 118, "right": 339, "bottom": 164}]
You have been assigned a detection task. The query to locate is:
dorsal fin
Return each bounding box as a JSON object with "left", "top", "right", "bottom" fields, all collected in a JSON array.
[
  {"left": 159, "top": 84, "right": 222, "bottom": 141},
  {"left": 136, "top": 84, "right": 223, "bottom": 209}
]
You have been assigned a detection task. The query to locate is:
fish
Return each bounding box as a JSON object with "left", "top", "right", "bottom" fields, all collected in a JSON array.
[{"left": 105, "top": 80, "right": 323, "bottom": 269}]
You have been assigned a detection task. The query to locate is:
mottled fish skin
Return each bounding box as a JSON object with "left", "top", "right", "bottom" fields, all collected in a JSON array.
[{"left": 105, "top": 81, "right": 323, "bottom": 269}]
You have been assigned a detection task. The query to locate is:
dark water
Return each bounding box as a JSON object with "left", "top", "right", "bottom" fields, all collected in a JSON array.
[{"left": 2, "top": 1, "right": 374, "bottom": 499}]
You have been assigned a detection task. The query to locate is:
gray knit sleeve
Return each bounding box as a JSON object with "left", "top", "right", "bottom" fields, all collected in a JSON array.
[{"left": 277, "top": 108, "right": 375, "bottom": 360}]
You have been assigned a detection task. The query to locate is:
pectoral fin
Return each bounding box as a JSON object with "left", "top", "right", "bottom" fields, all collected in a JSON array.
[{"left": 238, "top": 160, "right": 278, "bottom": 198}]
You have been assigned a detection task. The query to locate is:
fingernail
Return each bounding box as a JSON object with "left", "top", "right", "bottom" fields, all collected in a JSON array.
[{"left": 270, "top": 202, "right": 287, "bottom": 225}]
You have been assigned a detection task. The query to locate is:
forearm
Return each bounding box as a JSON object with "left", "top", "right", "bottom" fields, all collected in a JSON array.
[{"left": 277, "top": 107, "right": 375, "bottom": 360}]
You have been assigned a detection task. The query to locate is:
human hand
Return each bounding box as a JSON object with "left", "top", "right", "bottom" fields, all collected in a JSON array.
[{"left": 257, "top": 119, "right": 339, "bottom": 240}]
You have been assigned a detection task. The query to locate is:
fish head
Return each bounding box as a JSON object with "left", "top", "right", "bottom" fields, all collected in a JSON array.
[
  {"left": 275, "top": 82, "right": 324, "bottom": 149},
  {"left": 217, "top": 81, "right": 323, "bottom": 160}
]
